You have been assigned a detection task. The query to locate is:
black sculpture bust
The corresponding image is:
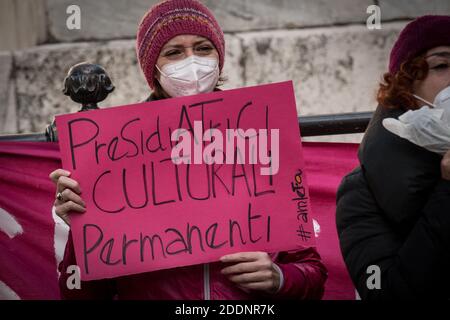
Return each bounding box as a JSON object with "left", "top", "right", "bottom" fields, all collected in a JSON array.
[{"left": 45, "top": 62, "right": 115, "bottom": 142}]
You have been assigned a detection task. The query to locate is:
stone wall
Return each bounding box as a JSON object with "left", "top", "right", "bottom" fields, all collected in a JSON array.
[{"left": 1, "top": 0, "right": 449, "bottom": 142}]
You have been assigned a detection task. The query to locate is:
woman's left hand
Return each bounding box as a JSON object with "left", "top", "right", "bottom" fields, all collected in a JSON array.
[{"left": 220, "top": 252, "right": 280, "bottom": 294}]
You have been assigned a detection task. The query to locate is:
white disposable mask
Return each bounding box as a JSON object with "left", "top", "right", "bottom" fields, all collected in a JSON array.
[
  {"left": 383, "top": 85, "right": 450, "bottom": 155},
  {"left": 413, "top": 85, "right": 450, "bottom": 123},
  {"left": 413, "top": 85, "right": 450, "bottom": 109},
  {"left": 434, "top": 85, "right": 450, "bottom": 109},
  {"left": 156, "top": 55, "right": 219, "bottom": 98}
]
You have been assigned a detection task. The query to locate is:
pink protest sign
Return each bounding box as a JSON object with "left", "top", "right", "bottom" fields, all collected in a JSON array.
[{"left": 56, "top": 81, "right": 315, "bottom": 281}]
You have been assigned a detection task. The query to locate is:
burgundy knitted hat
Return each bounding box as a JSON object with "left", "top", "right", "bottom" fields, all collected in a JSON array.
[
  {"left": 136, "top": 0, "right": 225, "bottom": 89},
  {"left": 389, "top": 15, "right": 450, "bottom": 74}
]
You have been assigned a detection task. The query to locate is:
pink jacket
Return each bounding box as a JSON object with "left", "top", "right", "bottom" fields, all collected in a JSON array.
[{"left": 58, "top": 232, "right": 327, "bottom": 300}]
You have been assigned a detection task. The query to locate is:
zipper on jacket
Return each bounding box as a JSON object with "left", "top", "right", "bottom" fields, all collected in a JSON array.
[{"left": 203, "top": 263, "right": 210, "bottom": 300}]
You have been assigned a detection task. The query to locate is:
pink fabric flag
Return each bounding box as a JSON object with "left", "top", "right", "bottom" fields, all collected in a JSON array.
[
  {"left": 303, "top": 142, "right": 359, "bottom": 300},
  {"left": 0, "top": 140, "right": 358, "bottom": 300},
  {"left": 0, "top": 142, "right": 62, "bottom": 299}
]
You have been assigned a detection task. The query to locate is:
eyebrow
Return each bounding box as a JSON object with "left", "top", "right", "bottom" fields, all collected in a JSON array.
[{"left": 425, "top": 51, "right": 450, "bottom": 59}]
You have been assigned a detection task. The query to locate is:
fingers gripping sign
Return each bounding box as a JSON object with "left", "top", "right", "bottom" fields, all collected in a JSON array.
[
  {"left": 220, "top": 252, "right": 282, "bottom": 294},
  {"left": 49, "top": 169, "right": 86, "bottom": 226}
]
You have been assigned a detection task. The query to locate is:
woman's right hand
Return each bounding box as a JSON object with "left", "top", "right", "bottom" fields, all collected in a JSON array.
[
  {"left": 49, "top": 169, "right": 86, "bottom": 226},
  {"left": 441, "top": 150, "right": 450, "bottom": 181}
]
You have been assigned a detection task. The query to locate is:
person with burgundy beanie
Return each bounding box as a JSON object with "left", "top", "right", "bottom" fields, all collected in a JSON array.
[
  {"left": 50, "top": 0, "right": 327, "bottom": 300},
  {"left": 336, "top": 15, "right": 450, "bottom": 300}
]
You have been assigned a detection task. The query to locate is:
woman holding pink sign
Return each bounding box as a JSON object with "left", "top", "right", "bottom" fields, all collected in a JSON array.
[{"left": 49, "top": 0, "right": 327, "bottom": 300}]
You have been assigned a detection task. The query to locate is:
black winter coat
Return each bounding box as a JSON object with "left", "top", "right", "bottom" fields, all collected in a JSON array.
[{"left": 336, "top": 105, "right": 450, "bottom": 300}]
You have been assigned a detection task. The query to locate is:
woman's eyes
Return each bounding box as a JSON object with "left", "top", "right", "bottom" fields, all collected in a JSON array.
[
  {"left": 430, "top": 63, "right": 450, "bottom": 70},
  {"left": 164, "top": 50, "right": 182, "bottom": 57},
  {"left": 195, "top": 46, "right": 213, "bottom": 53},
  {"left": 162, "top": 45, "right": 214, "bottom": 57}
]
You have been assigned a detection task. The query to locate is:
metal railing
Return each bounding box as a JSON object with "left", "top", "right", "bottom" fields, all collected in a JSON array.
[{"left": 0, "top": 111, "right": 373, "bottom": 142}]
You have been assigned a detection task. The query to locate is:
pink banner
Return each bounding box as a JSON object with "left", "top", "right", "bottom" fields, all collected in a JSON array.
[
  {"left": 0, "top": 142, "right": 62, "bottom": 299},
  {"left": 0, "top": 140, "right": 358, "bottom": 299},
  {"left": 55, "top": 82, "right": 317, "bottom": 281}
]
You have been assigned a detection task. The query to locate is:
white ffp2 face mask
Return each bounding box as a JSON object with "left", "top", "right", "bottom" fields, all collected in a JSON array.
[
  {"left": 156, "top": 55, "right": 220, "bottom": 98},
  {"left": 382, "top": 85, "right": 450, "bottom": 155}
]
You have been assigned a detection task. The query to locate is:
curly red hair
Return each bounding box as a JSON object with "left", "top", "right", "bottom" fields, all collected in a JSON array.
[{"left": 377, "top": 54, "right": 429, "bottom": 110}]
